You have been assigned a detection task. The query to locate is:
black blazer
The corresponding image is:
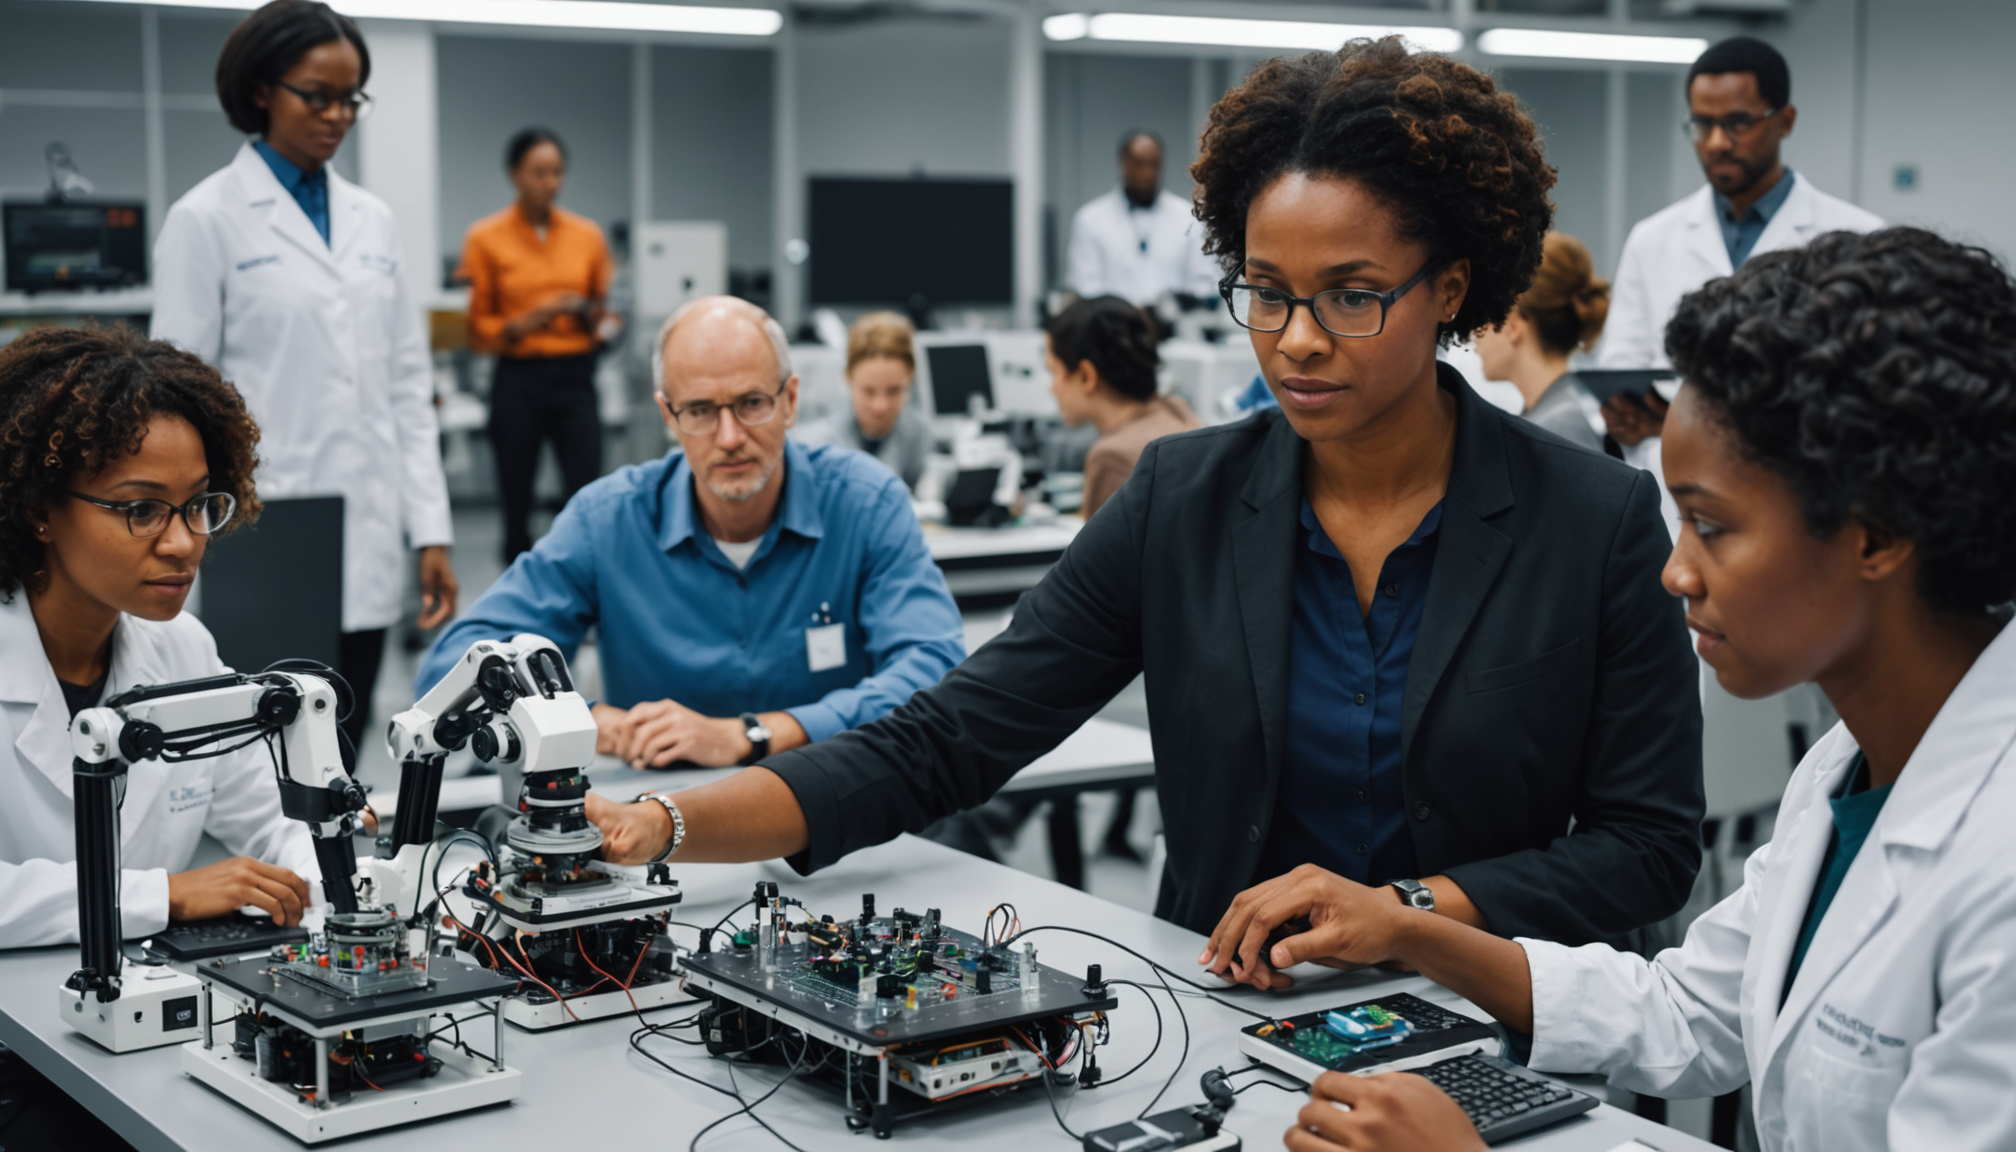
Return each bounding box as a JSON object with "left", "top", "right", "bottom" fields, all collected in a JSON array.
[{"left": 767, "top": 364, "right": 1704, "bottom": 945}]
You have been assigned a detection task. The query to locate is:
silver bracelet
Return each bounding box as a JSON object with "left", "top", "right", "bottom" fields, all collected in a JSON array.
[{"left": 641, "top": 793, "right": 686, "bottom": 864}]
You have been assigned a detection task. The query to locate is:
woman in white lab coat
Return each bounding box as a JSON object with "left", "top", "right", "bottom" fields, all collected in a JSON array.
[
  {"left": 1207, "top": 228, "right": 2016, "bottom": 1152},
  {"left": 152, "top": 0, "right": 457, "bottom": 751},
  {"left": 0, "top": 325, "right": 322, "bottom": 949}
]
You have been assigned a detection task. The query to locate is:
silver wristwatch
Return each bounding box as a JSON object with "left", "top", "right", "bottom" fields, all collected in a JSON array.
[
  {"left": 641, "top": 793, "right": 686, "bottom": 864},
  {"left": 1389, "top": 878, "right": 1435, "bottom": 911}
]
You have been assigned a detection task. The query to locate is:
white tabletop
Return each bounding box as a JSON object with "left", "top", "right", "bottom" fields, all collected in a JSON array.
[
  {"left": 0, "top": 835, "right": 1715, "bottom": 1152},
  {"left": 924, "top": 520, "right": 1082, "bottom": 563}
]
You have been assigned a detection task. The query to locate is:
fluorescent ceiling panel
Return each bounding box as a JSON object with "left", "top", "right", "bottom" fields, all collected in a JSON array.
[
  {"left": 1476, "top": 28, "right": 1707, "bottom": 63},
  {"left": 65, "top": 0, "right": 782, "bottom": 35},
  {"left": 1045, "top": 12, "right": 1463, "bottom": 54}
]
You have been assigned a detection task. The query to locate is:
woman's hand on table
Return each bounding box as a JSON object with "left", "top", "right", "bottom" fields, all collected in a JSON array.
[{"left": 1199, "top": 864, "right": 1410, "bottom": 990}]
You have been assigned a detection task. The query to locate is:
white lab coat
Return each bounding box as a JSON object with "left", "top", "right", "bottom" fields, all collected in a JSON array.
[
  {"left": 0, "top": 595, "right": 320, "bottom": 948},
  {"left": 1067, "top": 188, "right": 1220, "bottom": 307},
  {"left": 1594, "top": 174, "right": 1882, "bottom": 539},
  {"left": 1520, "top": 622, "right": 2016, "bottom": 1152},
  {"left": 1596, "top": 174, "right": 1884, "bottom": 371},
  {"left": 152, "top": 142, "right": 452, "bottom": 633}
]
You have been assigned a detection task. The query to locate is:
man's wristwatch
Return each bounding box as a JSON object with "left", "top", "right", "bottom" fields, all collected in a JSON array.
[
  {"left": 738, "top": 713, "right": 772, "bottom": 766},
  {"left": 641, "top": 793, "right": 686, "bottom": 864},
  {"left": 1389, "top": 878, "right": 1436, "bottom": 911}
]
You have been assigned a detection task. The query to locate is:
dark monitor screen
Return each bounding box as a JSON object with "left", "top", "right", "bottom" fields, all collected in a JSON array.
[
  {"left": 926, "top": 343, "right": 993, "bottom": 417},
  {"left": 808, "top": 177, "right": 1012, "bottom": 307},
  {"left": 3, "top": 202, "right": 146, "bottom": 292}
]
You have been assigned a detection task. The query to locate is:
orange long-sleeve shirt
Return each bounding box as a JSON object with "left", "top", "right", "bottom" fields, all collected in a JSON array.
[{"left": 458, "top": 204, "right": 612, "bottom": 358}]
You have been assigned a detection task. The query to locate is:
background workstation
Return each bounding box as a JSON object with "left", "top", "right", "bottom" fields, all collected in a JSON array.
[{"left": 1, "top": 0, "right": 2010, "bottom": 1148}]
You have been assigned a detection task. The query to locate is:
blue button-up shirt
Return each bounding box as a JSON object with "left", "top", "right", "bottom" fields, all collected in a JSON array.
[
  {"left": 253, "top": 139, "right": 330, "bottom": 246},
  {"left": 1256, "top": 496, "right": 1442, "bottom": 886},
  {"left": 417, "top": 440, "right": 965, "bottom": 743},
  {"left": 1714, "top": 167, "right": 1796, "bottom": 269}
]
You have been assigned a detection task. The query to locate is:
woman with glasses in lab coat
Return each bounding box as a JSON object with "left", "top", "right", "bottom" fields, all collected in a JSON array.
[
  {"left": 152, "top": 0, "right": 458, "bottom": 753},
  {"left": 1227, "top": 227, "right": 2016, "bottom": 1152}
]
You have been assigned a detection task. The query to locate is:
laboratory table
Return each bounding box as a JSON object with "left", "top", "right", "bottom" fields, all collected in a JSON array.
[
  {"left": 0, "top": 836, "right": 1716, "bottom": 1152},
  {"left": 924, "top": 521, "right": 1082, "bottom": 608}
]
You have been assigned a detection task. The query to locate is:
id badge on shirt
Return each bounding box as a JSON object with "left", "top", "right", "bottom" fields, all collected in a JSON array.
[{"left": 806, "top": 603, "right": 846, "bottom": 672}]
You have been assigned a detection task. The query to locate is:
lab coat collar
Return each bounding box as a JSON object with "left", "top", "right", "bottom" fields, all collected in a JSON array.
[
  {"left": 654, "top": 439, "right": 824, "bottom": 560},
  {"left": 1682, "top": 185, "right": 1736, "bottom": 279},
  {"left": 2, "top": 594, "right": 175, "bottom": 811},
  {"left": 1764, "top": 622, "right": 2016, "bottom": 1063},
  {"left": 1750, "top": 173, "right": 1824, "bottom": 261},
  {"left": 229, "top": 142, "right": 339, "bottom": 277},
  {"left": 326, "top": 164, "right": 368, "bottom": 264}
]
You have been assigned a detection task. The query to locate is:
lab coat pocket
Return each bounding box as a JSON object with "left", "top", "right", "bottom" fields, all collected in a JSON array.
[{"left": 1790, "top": 1024, "right": 1908, "bottom": 1133}]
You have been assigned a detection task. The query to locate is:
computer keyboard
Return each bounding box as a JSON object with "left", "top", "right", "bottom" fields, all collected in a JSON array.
[
  {"left": 144, "top": 913, "right": 309, "bottom": 962},
  {"left": 1414, "top": 1054, "right": 1597, "bottom": 1144}
]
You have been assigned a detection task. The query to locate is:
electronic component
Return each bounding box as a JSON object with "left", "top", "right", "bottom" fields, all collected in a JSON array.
[
  {"left": 387, "top": 636, "right": 684, "bottom": 1029},
  {"left": 1083, "top": 1108, "right": 1242, "bottom": 1152},
  {"left": 1237, "top": 993, "right": 1496, "bottom": 1082},
  {"left": 1412, "top": 1054, "right": 1597, "bottom": 1144},
  {"left": 674, "top": 887, "right": 1116, "bottom": 1137}
]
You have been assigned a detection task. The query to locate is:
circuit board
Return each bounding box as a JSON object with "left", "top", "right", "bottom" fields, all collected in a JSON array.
[
  {"left": 1238, "top": 993, "right": 1497, "bottom": 1080},
  {"left": 681, "top": 908, "right": 1117, "bottom": 1048}
]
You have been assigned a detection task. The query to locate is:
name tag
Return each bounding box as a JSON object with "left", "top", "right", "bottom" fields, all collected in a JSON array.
[{"left": 806, "top": 623, "right": 846, "bottom": 672}]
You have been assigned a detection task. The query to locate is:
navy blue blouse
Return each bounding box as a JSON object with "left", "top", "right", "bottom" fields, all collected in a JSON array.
[{"left": 1256, "top": 496, "right": 1443, "bottom": 886}]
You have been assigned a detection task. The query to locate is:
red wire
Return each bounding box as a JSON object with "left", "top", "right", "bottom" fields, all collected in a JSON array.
[
  {"left": 498, "top": 933, "right": 579, "bottom": 1021},
  {"left": 575, "top": 929, "right": 642, "bottom": 1017}
]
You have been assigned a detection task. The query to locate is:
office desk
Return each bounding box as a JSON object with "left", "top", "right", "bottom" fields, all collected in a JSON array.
[
  {"left": 0, "top": 836, "right": 1715, "bottom": 1152},
  {"left": 925, "top": 520, "right": 1081, "bottom": 608}
]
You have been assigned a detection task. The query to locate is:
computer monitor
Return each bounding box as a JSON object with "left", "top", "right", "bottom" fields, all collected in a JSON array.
[
  {"left": 925, "top": 343, "right": 993, "bottom": 418},
  {"left": 807, "top": 177, "right": 1013, "bottom": 308},
  {"left": 3, "top": 202, "right": 146, "bottom": 292}
]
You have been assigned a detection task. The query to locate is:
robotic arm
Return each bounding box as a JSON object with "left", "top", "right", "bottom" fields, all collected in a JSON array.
[{"left": 66, "top": 671, "right": 362, "bottom": 1003}]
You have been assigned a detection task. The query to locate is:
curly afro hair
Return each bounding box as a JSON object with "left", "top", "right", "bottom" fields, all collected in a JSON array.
[
  {"left": 0, "top": 324, "right": 263, "bottom": 597},
  {"left": 1667, "top": 227, "right": 2016, "bottom": 618},
  {"left": 1191, "top": 37, "right": 1556, "bottom": 346}
]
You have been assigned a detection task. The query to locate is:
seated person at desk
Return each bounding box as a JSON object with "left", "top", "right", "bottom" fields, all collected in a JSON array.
[
  {"left": 1048, "top": 295, "right": 1201, "bottom": 518},
  {"left": 1262, "top": 228, "right": 2016, "bottom": 1152},
  {"left": 0, "top": 325, "right": 321, "bottom": 948},
  {"left": 796, "top": 311, "right": 931, "bottom": 488},
  {"left": 418, "top": 297, "right": 964, "bottom": 769},
  {"left": 585, "top": 43, "right": 1703, "bottom": 953},
  {"left": 1471, "top": 232, "right": 1609, "bottom": 453}
]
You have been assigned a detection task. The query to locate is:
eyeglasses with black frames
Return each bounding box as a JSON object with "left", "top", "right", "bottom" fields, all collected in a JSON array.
[
  {"left": 1219, "top": 261, "right": 1440, "bottom": 340},
  {"left": 65, "top": 490, "right": 237, "bottom": 538}
]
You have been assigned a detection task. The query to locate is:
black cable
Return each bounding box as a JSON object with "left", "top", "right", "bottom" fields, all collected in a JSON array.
[
  {"left": 696, "top": 1035, "right": 811, "bottom": 1152},
  {"left": 1092, "top": 979, "right": 1162, "bottom": 1090},
  {"left": 1039, "top": 1062, "right": 1083, "bottom": 1141},
  {"left": 1001, "top": 925, "right": 1275, "bottom": 1022},
  {"left": 711, "top": 899, "right": 754, "bottom": 935},
  {"left": 629, "top": 1024, "right": 809, "bottom": 1152},
  {"left": 1234, "top": 1075, "right": 1305, "bottom": 1096}
]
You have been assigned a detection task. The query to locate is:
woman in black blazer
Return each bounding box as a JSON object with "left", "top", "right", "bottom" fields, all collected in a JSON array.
[{"left": 586, "top": 41, "right": 1703, "bottom": 968}]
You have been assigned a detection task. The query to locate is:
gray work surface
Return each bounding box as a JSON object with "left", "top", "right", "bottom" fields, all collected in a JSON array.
[{"left": 0, "top": 836, "right": 1716, "bottom": 1152}]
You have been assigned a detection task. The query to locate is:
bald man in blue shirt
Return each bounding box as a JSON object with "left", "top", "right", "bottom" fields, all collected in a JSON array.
[{"left": 419, "top": 298, "right": 964, "bottom": 768}]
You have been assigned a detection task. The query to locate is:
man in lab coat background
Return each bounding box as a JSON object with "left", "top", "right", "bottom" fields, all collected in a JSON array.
[
  {"left": 1595, "top": 35, "right": 1881, "bottom": 530},
  {"left": 1066, "top": 130, "right": 1219, "bottom": 308}
]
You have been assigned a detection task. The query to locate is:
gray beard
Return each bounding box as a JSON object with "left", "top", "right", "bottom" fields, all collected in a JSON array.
[{"left": 703, "top": 455, "right": 781, "bottom": 503}]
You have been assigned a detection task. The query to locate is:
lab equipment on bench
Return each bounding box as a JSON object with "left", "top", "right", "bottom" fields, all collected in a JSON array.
[{"left": 399, "top": 635, "right": 684, "bottom": 1029}]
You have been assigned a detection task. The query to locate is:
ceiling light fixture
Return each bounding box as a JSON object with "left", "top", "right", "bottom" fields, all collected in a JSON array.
[
  {"left": 1044, "top": 12, "right": 1462, "bottom": 54},
  {"left": 66, "top": 0, "right": 783, "bottom": 36},
  {"left": 1475, "top": 28, "right": 1707, "bottom": 64}
]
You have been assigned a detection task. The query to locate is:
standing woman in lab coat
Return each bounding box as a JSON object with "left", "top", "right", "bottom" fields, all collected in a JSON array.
[
  {"left": 153, "top": 0, "right": 457, "bottom": 751},
  {"left": 1209, "top": 228, "right": 2016, "bottom": 1152}
]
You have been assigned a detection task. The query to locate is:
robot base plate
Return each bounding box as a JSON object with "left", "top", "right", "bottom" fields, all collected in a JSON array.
[
  {"left": 59, "top": 960, "right": 206, "bottom": 1053},
  {"left": 180, "top": 1027, "right": 521, "bottom": 1142},
  {"left": 502, "top": 975, "right": 694, "bottom": 1030}
]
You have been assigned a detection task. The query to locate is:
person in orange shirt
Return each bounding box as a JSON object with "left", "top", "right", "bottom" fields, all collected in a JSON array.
[{"left": 459, "top": 127, "right": 614, "bottom": 561}]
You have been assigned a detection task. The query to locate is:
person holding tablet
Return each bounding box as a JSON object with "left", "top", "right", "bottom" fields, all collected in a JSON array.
[
  {"left": 1250, "top": 228, "right": 2016, "bottom": 1152},
  {"left": 585, "top": 39, "right": 1701, "bottom": 953},
  {"left": 1471, "top": 233, "right": 1608, "bottom": 453}
]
